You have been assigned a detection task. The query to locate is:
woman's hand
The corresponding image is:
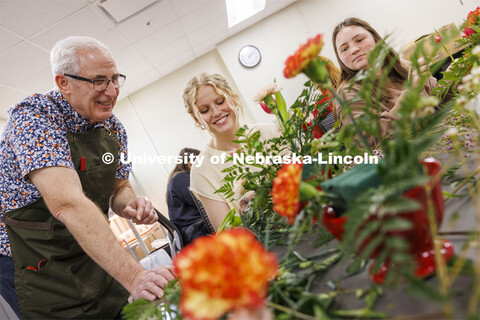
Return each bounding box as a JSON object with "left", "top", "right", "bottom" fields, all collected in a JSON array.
[
  {"left": 409, "top": 57, "right": 430, "bottom": 87},
  {"left": 239, "top": 191, "right": 255, "bottom": 213}
]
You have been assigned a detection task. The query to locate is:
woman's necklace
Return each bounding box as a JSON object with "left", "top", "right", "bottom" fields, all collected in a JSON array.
[
  {"left": 212, "top": 144, "right": 236, "bottom": 152},
  {"left": 209, "top": 141, "right": 239, "bottom": 152}
]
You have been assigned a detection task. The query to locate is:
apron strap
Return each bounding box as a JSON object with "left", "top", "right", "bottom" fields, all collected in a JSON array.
[{"left": 2, "top": 215, "right": 52, "bottom": 231}]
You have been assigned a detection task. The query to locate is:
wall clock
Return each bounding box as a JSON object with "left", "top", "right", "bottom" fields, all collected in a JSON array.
[{"left": 238, "top": 45, "right": 261, "bottom": 68}]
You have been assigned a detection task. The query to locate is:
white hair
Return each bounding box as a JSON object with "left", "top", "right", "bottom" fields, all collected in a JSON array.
[{"left": 50, "top": 36, "right": 112, "bottom": 79}]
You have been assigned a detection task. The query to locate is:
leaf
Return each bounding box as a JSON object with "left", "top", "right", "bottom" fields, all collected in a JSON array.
[
  {"left": 357, "top": 234, "right": 384, "bottom": 261},
  {"left": 218, "top": 208, "right": 240, "bottom": 232},
  {"left": 364, "top": 286, "right": 383, "bottom": 309},
  {"left": 345, "top": 258, "right": 367, "bottom": 276},
  {"left": 406, "top": 275, "right": 447, "bottom": 302},
  {"left": 377, "top": 197, "right": 421, "bottom": 216},
  {"left": 122, "top": 299, "right": 163, "bottom": 320},
  {"left": 380, "top": 217, "right": 413, "bottom": 232}
]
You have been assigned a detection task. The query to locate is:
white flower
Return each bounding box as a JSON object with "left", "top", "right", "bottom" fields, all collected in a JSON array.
[
  {"left": 471, "top": 66, "right": 480, "bottom": 76},
  {"left": 445, "top": 127, "right": 458, "bottom": 137},
  {"left": 462, "top": 74, "right": 473, "bottom": 84},
  {"left": 456, "top": 96, "right": 468, "bottom": 106},
  {"left": 253, "top": 83, "right": 281, "bottom": 103},
  {"left": 472, "top": 45, "right": 480, "bottom": 57},
  {"left": 464, "top": 95, "right": 480, "bottom": 116},
  {"left": 419, "top": 96, "right": 439, "bottom": 108}
]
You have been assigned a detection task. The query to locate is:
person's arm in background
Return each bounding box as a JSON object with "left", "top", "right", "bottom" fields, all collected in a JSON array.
[
  {"left": 195, "top": 194, "right": 230, "bottom": 231},
  {"left": 173, "top": 172, "right": 198, "bottom": 208},
  {"left": 29, "top": 166, "right": 175, "bottom": 301},
  {"left": 335, "top": 83, "right": 397, "bottom": 141},
  {"left": 337, "top": 57, "right": 434, "bottom": 140}
]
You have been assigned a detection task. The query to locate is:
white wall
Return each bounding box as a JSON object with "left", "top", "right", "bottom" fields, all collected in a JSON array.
[
  {"left": 0, "top": 119, "right": 6, "bottom": 136},
  {"left": 116, "top": 0, "right": 477, "bottom": 214}
]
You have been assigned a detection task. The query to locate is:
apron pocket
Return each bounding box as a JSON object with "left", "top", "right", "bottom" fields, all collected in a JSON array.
[
  {"left": 77, "top": 162, "right": 117, "bottom": 212},
  {"left": 18, "top": 241, "right": 110, "bottom": 315}
]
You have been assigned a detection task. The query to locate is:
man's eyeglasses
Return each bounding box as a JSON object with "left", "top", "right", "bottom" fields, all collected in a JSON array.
[{"left": 64, "top": 73, "right": 126, "bottom": 92}]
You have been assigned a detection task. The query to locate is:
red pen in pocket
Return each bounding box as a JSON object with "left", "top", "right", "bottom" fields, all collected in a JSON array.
[
  {"left": 26, "top": 259, "right": 48, "bottom": 271},
  {"left": 80, "top": 157, "right": 86, "bottom": 171}
]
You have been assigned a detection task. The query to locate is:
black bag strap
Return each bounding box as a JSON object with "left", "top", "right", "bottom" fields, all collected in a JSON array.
[{"left": 189, "top": 190, "right": 215, "bottom": 234}]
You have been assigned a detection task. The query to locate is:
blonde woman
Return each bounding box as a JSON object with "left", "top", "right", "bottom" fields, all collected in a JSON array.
[{"left": 183, "top": 73, "right": 278, "bottom": 231}]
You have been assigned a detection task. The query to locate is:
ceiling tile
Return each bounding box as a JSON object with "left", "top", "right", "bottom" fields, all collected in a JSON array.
[
  {"left": 0, "top": 42, "right": 50, "bottom": 87},
  {"left": 192, "top": 31, "right": 228, "bottom": 57},
  {"left": 30, "top": 6, "right": 112, "bottom": 50},
  {"left": 169, "top": 0, "right": 207, "bottom": 17},
  {"left": 11, "top": 66, "right": 55, "bottom": 96},
  {"left": 97, "top": 28, "right": 131, "bottom": 53},
  {"left": 155, "top": 50, "right": 195, "bottom": 76},
  {"left": 146, "top": 37, "right": 191, "bottom": 67},
  {"left": 122, "top": 69, "right": 162, "bottom": 94},
  {"left": 133, "top": 21, "right": 186, "bottom": 56},
  {"left": 0, "top": 0, "right": 87, "bottom": 38},
  {"left": 115, "top": 0, "right": 177, "bottom": 43},
  {"left": 122, "top": 58, "right": 157, "bottom": 81},
  {"left": 186, "top": 15, "right": 228, "bottom": 47},
  {"left": 192, "top": 42, "right": 216, "bottom": 58},
  {"left": 115, "top": 46, "right": 145, "bottom": 71},
  {"left": 179, "top": 0, "right": 226, "bottom": 34},
  {"left": 98, "top": 0, "right": 157, "bottom": 23},
  {"left": 0, "top": 26, "right": 23, "bottom": 54}
]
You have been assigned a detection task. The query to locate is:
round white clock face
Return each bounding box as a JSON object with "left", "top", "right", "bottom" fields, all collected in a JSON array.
[{"left": 238, "top": 45, "right": 261, "bottom": 68}]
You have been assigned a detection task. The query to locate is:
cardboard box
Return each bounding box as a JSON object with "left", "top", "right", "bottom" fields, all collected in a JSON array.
[{"left": 402, "top": 23, "right": 466, "bottom": 64}]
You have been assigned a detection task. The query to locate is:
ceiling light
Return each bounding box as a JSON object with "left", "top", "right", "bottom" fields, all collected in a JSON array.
[
  {"left": 226, "top": 0, "right": 266, "bottom": 28},
  {"left": 98, "top": 0, "right": 158, "bottom": 23}
]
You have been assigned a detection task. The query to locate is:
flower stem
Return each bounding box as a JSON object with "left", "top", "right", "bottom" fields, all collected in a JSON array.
[
  {"left": 266, "top": 301, "right": 317, "bottom": 320},
  {"left": 443, "top": 44, "right": 455, "bottom": 63},
  {"left": 424, "top": 182, "right": 451, "bottom": 317},
  {"left": 450, "top": 164, "right": 480, "bottom": 195}
]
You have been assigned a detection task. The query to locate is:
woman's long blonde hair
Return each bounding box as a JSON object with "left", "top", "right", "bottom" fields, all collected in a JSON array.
[{"left": 319, "top": 55, "right": 341, "bottom": 89}]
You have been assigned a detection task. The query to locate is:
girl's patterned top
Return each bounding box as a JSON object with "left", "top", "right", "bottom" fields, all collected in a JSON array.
[{"left": 0, "top": 90, "right": 132, "bottom": 257}]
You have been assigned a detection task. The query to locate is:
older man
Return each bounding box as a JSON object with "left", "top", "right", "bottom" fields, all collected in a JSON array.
[{"left": 0, "top": 36, "right": 174, "bottom": 319}]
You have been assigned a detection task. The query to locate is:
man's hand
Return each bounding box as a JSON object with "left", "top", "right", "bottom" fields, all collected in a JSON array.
[
  {"left": 122, "top": 196, "right": 158, "bottom": 224},
  {"left": 130, "top": 266, "right": 176, "bottom": 301}
]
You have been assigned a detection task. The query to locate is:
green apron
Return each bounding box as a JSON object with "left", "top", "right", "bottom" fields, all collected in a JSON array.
[{"left": 3, "top": 125, "right": 129, "bottom": 319}]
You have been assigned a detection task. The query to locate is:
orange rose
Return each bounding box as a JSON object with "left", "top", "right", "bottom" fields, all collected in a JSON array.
[
  {"left": 466, "top": 6, "right": 480, "bottom": 26},
  {"left": 283, "top": 34, "right": 324, "bottom": 78},
  {"left": 272, "top": 163, "right": 303, "bottom": 224},
  {"left": 174, "top": 228, "right": 279, "bottom": 320}
]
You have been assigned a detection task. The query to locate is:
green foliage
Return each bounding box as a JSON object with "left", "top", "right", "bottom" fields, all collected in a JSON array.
[
  {"left": 122, "top": 299, "right": 168, "bottom": 320},
  {"left": 433, "top": 30, "right": 480, "bottom": 99}
]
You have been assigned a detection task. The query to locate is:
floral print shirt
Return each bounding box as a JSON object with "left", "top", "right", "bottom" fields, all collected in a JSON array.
[{"left": 0, "top": 90, "right": 131, "bottom": 257}]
